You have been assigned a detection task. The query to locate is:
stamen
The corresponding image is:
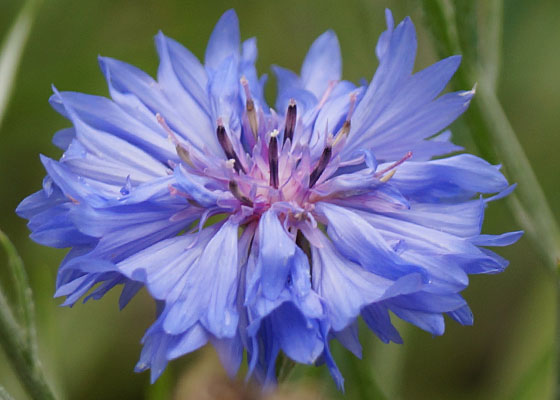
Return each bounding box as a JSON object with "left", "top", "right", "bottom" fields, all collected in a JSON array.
[
  {"left": 269, "top": 130, "right": 279, "bottom": 188},
  {"left": 309, "top": 145, "right": 332, "bottom": 188},
  {"left": 168, "top": 184, "right": 189, "bottom": 199},
  {"left": 379, "top": 169, "right": 397, "bottom": 183},
  {"left": 317, "top": 80, "right": 338, "bottom": 110},
  {"left": 228, "top": 180, "right": 253, "bottom": 207},
  {"left": 216, "top": 118, "right": 247, "bottom": 174},
  {"left": 283, "top": 99, "right": 297, "bottom": 145},
  {"left": 333, "top": 93, "right": 357, "bottom": 146},
  {"left": 156, "top": 113, "right": 179, "bottom": 144},
  {"left": 176, "top": 144, "right": 193, "bottom": 167},
  {"left": 375, "top": 151, "right": 413, "bottom": 177},
  {"left": 157, "top": 114, "right": 196, "bottom": 168},
  {"left": 67, "top": 195, "right": 80, "bottom": 205},
  {"left": 346, "top": 92, "right": 357, "bottom": 121},
  {"left": 241, "top": 77, "right": 258, "bottom": 139}
]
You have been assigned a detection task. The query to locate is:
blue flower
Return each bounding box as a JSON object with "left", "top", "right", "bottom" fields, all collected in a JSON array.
[{"left": 17, "top": 9, "right": 522, "bottom": 389}]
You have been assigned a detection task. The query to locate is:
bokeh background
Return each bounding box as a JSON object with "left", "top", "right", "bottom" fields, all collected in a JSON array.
[{"left": 0, "top": 0, "right": 558, "bottom": 399}]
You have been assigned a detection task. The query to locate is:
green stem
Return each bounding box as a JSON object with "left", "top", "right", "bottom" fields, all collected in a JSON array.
[
  {"left": 421, "top": 3, "right": 560, "bottom": 399},
  {"left": 0, "top": 290, "right": 55, "bottom": 400},
  {"left": 276, "top": 353, "right": 296, "bottom": 383},
  {"left": 478, "top": 0, "right": 503, "bottom": 90},
  {"left": 0, "top": 385, "right": 15, "bottom": 400},
  {"left": 0, "top": 0, "right": 42, "bottom": 129},
  {"left": 421, "top": 0, "right": 560, "bottom": 271},
  {"left": 0, "top": 229, "right": 37, "bottom": 356}
]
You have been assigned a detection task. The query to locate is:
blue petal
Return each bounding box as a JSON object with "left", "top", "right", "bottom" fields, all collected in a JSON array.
[
  {"left": 167, "top": 323, "right": 209, "bottom": 360},
  {"left": 211, "top": 335, "right": 244, "bottom": 377},
  {"left": 311, "top": 232, "right": 392, "bottom": 331},
  {"left": 316, "top": 202, "right": 425, "bottom": 280},
  {"left": 375, "top": 9, "right": 394, "bottom": 60},
  {"left": 389, "top": 154, "right": 508, "bottom": 201},
  {"left": 240, "top": 37, "right": 267, "bottom": 109},
  {"left": 257, "top": 209, "right": 296, "bottom": 300},
  {"left": 389, "top": 307, "right": 445, "bottom": 336},
  {"left": 155, "top": 32, "right": 216, "bottom": 148},
  {"left": 351, "top": 15, "right": 416, "bottom": 150},
  {"left": 268, "top": 302, "right": 323, "bottom": 364},
  {"left": 447, "top": 304, "right": 474, "bottom": 326},
  {"left": 384, "top": 198, "right": 485, "bottom": 238},
  {"left": 119, "top": 280, "right": 143, "bottom": 310},
  {"left": 333, "top": 322, "right": 362, "bottom": 358},
  {"left": 470, "top": 231, "right": 524, "bottom": 247},
  {"left": 50, "top": 91, "right": 175, "bottom": 163},
  {"left": 388, "top": 292, "right": 466, "bottom": 313},
  {"left": 301, "top": 30, "right": 342, "bottom": 98},
  {"left": 173, "top": 165, "right": 222, "bottom": 208},
  {"left": 52, "top": 88, "right": 169, "bottom": 180},
  {"left": 163, "top": 219, "right": 240, "bottom": 338},
  {"left": 98, "top": 57, "right": 216, "bottom": 154},
  {"left": 155, "top": 31, "right": 209, "bottom": 112},
  {"left": 40, "top": 156, "right": 106, "bottom": 207},
  {"left": 205, "top": 9, "right": 240, "bottom": 70},
  {"left": 52, "top": 127, "right": 75, "bottom": 150},
  {"left": 208, "top": 56, "right": 241, "bottom": 132},
  {"left": 361, "top": 303, "right": 403, "bottom": 344},
  {"left": 118, "top": 229, "right": 214, "bottom": 301},
  {"left": 348, "top": 89, "right": 474, "bottom": 162}
]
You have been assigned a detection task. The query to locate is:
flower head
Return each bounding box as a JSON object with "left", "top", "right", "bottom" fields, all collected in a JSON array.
[{"left": 18, "top": 9, "right": 522, "bottom": 389}]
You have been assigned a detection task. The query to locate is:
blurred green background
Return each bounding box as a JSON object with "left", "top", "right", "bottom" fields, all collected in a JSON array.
[{"left": 0, "top": 0, "right": 558, "bottom": 399}]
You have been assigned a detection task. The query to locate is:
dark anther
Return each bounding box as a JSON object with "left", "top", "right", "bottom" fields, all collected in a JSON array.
[
  {"left": 283, "top": 99, "right": 297, "bottom": 145},
  {"left": 309, "top": 145, "right": 332, "bottom": 188},
  {"left": 268, "top": 131, "right": 279, "bottom": 188},
  {"left": 228, "top": 180, "right": 253, "bottom": 207},
  {"left": 216, "top": 120, "right": 246, "bottom": 174}
]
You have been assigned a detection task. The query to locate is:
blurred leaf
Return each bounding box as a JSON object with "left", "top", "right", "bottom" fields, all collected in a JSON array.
[
  {"left": 510, "top": 345, "right": 554, "bottom": 400},
  {"left": 146, "top": 368, "right": 172, "bottom": 400},
  {"left": 0, "top": 0, "right": 41, "bottom": 129},
  {"left": 333, "top": 341, "right": 387, "bottom": 400},
  {"left": 345, "top": 357, "right": 387, "bottom": 400},
  {"left": 0, "top": 385, "right": 15, "bottom": 400},
  {"left": 0, "top": 229, "right": 37, "bottom": 357}
]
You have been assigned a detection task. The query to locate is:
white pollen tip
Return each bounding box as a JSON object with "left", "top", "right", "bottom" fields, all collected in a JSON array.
[
  {"left": 226, "top": 159, "right": 236, "bottom": 169},
  {"left": 326, "top": 132, "right": 335, "bottom": 146},
  {"left": 270, "top": 129, "right": 279, "bottom": 138}
]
